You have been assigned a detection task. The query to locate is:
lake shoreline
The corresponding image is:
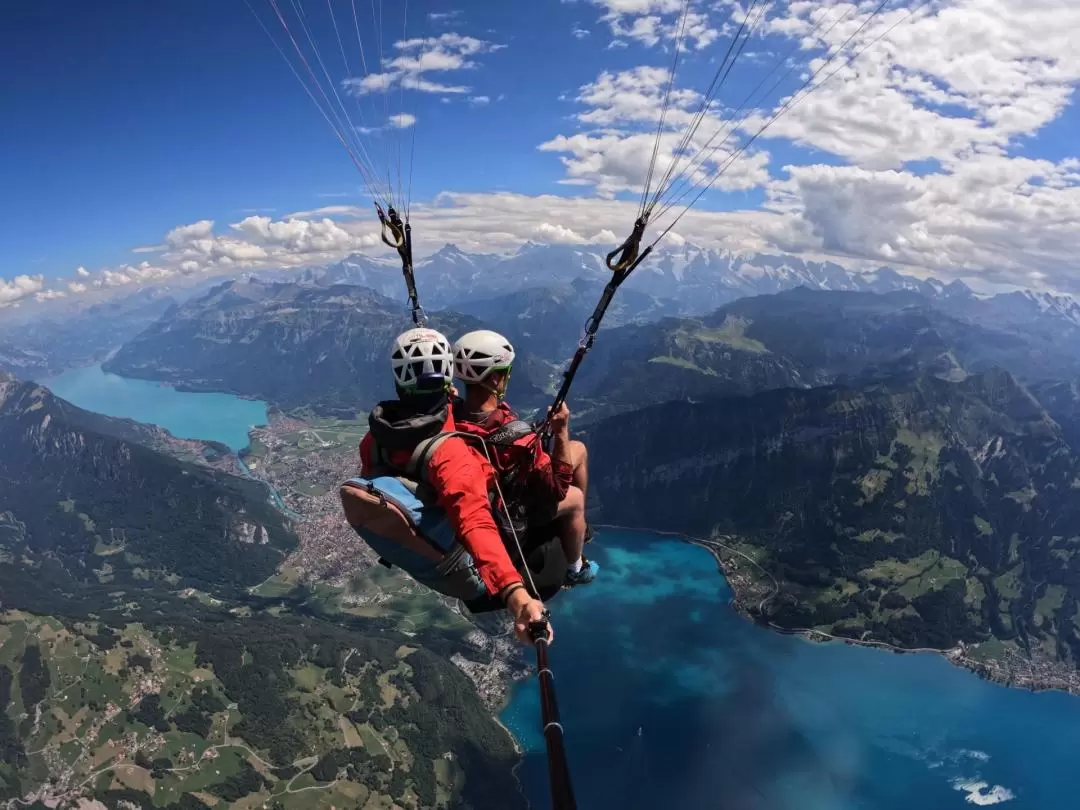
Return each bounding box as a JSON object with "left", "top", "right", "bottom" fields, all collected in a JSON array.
[{"left": 592, "top": 522, "right": 1080, "bottom": 699}]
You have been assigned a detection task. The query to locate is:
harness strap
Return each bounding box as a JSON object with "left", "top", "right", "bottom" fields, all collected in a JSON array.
[
  {"left": 406, "top": 432, "right": 456, "bottom": 482},
  {"left": 486, "top": 419, "right": 535, "bottom": 446}
]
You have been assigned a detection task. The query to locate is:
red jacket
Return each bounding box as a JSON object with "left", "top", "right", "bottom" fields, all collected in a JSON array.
[
  {"left": 452, "top": 400, "right": 573, "bottom": 509},
  {"left": 359, "top": 403, "right": 522, "bottom": 596}
]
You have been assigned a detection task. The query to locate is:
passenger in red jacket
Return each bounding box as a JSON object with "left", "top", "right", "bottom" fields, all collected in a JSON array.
[
  {"left": 358, "top": 327, "right": 550, "bottom": 644},
  {"left": 451, "top": 330, "right": 598, "bottom": 586}
]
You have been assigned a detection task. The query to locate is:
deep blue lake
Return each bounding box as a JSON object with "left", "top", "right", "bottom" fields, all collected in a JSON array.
[
  {"left": 502, "top": 531, "right": 1080, "bottom": 810},
  {"left": 42, "top": 363, "right": 267, "bottom": 452}
]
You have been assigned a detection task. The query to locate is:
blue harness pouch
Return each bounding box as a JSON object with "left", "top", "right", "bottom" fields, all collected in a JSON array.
[{"left": 340, "top": 468, "right": 488, "bottom": 602}]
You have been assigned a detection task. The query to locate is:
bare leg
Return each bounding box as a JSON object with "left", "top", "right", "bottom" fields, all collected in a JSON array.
[
  {"left": 569, "top": 440, "right": 589, "bottom": 503},
  {"left": 552, "top": 485, "right": 586, "bottom": 566}
]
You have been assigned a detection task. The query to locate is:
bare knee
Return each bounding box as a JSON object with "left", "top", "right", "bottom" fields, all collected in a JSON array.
[
  {"left": 556, "top": 485, "right": 585, "bottom": 517},
  {"left": 569, "top": 440, "right": 588, "bottom": 469}
]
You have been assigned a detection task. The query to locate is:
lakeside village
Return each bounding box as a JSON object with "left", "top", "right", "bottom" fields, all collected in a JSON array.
[{"left": 233, "top": 414, "right": 531, "bottom": 711}]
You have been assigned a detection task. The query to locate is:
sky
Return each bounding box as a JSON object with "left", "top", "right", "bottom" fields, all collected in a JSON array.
[{"left": 2, "top": 0, "right": 1079, "bottom": 309}]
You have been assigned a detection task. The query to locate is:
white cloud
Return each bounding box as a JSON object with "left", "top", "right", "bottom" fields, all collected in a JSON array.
[
  {"left": 75, "top": 266, "right": 90, "bottom": 278},
  {"left": 527, "top": 0, "right": 1080, "bottom": 293},
  {"left": 572, "top": 27, "right": 591, "bottom": 39},
  {"left": 389, "top": 113, "right": 417, "bottom": 129},
  {"left": 286, "top": 205, "right": 366, "bottom": 219},
  {"left": 404, "top": 77, "right": 470, "bottom": 94},
  {"left": 540, "top": 129, "right": 770, "bottom": 198},
  {"left": 586, "top": 0, "right": 718, "bottom": 50},
  {"left": 765, "top": 155, "right": 1080, "bottom": 289},
  {"left": 428, "top": 10, "right": 464, "bottom": 24},
  {"left": 540, "top": 66, "right": 770, "bottom": 198},
  {"left": 344, "top": 32, "right": 503, "bottom": 98},
  {"left": 24, "top": 161, "right": 1080, "bottom": 309},
  {"left": 0, "top": 275, "right": 45, "bottom": 307},
  {"left": 533, "top": 222, "right": 588, "bottom": 244},
  {"left": 468, "top": 95, "right": 490, "bottom": 106},
  {"left": 590, "top": 0, "right": 682, "bottom": 16},
  {"left": 34, "top": 289, "right": 67, "bottom": 302},
  {"left": 166, "top": 220, "right": 215, "bottom": 248},
  {"left": 754, "top": 0, "right": 1080, "bottom": 169},
  {"left": 19, "top": 1, "right": 1080, "bottom": 305}
]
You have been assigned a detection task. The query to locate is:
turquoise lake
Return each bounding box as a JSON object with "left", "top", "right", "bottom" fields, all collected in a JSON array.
[
  {"left": 42, "top": 364, "right": 267, "bottom": 452},
  {"left": 502, "top": 531, "right": 1080, "bottom": 810}
]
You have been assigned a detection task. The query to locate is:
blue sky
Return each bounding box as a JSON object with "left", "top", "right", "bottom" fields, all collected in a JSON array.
[
  {"left": 2, "top": 0, "right": 1080, "bottom": 304},
  {"left": 2, "top": 0, "right": 680, "bottom": 273}
]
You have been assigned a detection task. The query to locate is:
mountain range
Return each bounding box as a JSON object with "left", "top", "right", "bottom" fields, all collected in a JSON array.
[
  {"left": 303, "top": 242, "right": 964, "bottom": 316},
  {"left": 570, "top": 287, "right": 1080, "bottom": 418},
  {"left": 103, "top": 280, "right": 549, "bottom": 416},
  {"left": 98, "top": 273, "right": 1080, "bottom": 430},
  {"left": 10, "top": 241, "right": 1080, "bottom": 383},
  {"left": 0, "top": 287, "right": 178, "bottom": 377}
]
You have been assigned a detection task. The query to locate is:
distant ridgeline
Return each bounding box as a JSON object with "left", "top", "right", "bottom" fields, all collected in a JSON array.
[
  {"left": 104, "top": 280, "right": 551, "bottom": 416},
  {"left": 569, "top": 288, "right": 1080, "bottom": 421},
  {"left": 103, "top": 277, "right": 1080, "bottom": 425},
  {"left": 585, "top": 368, "right": 1080, "bottom": 666},
  {"left": 0, "top": 373, "right": 525, "bottom": 809},
  {"left": 0, "top": 287, "right": 176, "bottom": 378}
]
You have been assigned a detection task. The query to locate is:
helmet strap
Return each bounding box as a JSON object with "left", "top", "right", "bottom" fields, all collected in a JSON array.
[{"left": 485, "top": 366, "right": 512, "bottom": 402}]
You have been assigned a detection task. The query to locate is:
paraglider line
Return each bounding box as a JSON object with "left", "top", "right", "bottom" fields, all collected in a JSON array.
[
  {"left": 640, "top": 0, "right": 693, "bottom": 216},
  {"left": 654, "top": 0, "right": 926, "bottom": 240},
  {"left": 647, "top": 0, "right": 768, "bottom": 216},
  {"left": 654, "top": 0, "right": 863, "bottom": 217}
]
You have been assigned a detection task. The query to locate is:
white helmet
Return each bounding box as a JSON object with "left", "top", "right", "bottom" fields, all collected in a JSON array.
[
  {"left": 390, "top": 328, "right": 454, "bottom": 392},
  {"left": 453, "top": 330, "right": 516, "bottom": 384}
]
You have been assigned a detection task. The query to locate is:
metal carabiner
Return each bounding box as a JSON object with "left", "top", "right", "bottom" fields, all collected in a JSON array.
[
  {"left": 379, "top": 206, "right": 406, "bottom": 249},
  {"left": 605, "top": 215, "right": 648, "bottom": 273}
]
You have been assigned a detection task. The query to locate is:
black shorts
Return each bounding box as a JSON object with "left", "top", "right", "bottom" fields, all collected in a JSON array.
[{"left": 525, "top": 495, "right": 560, "bottom": 528}]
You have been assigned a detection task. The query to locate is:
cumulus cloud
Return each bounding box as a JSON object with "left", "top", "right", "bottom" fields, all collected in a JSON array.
[
  {"left": 344, "top": 32, "right": 503, "bottom": 98},
  {"left": 540, "top": 66, "right": 771, "bottom": 198},
  {"left": 0, "top": 275, "right": 45, "bottom": 307},
  {"left": 428, "top": 10, "right": 464, "bottom": 24},
  {"left": 765, "top": 156, "right": 1080, "bottom": 289},
  {"left": 530, "top": 0, "right": 1080, "bottom": 291},
  {"left": 754, "top": 0, "right": 1080, "bottom": 169},
  {"left": 18, "top": 2, "right": 1080, "bottom": 306},
  {"left": 75, "top": 266, "right": 90, "bottom": 277},
  {"left": 468, "top": 95, "right": 490, "bottom": 106},
  {"left": 388, "top": 113, "right": 417, "bottom": 128},
  {"left": 286, "top": 205, "right": 366, "bottom": 220},
  {"left": 585, "top": 0, "right": 719, "bottom": 49},
  {"left": 533, "top": 222, "right": 588, "bottom": 244}
]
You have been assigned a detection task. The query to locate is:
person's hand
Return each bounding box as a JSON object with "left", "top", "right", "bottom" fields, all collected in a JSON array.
[
  {"left": 548, "top": 402, "right": 570, "bottom": 438},
  {"left": 505, "top": 587, "right": 553, "bottom": 646}
]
